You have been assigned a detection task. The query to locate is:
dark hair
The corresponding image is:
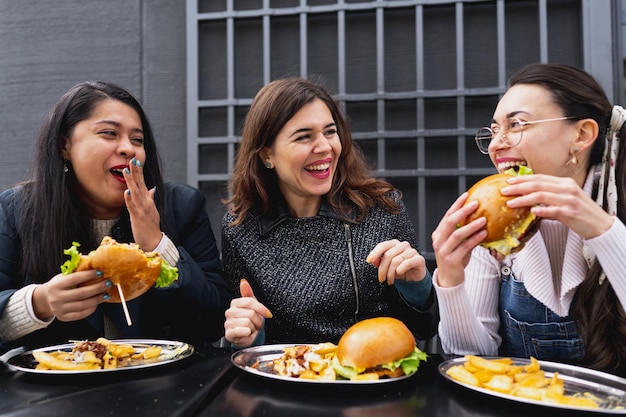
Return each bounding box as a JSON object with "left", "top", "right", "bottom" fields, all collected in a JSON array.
[
  {"left": 225, "top": 77, "right": 398, "bottom": 224},
  {"left": 508, "top": 63, "right": 626, "bottom": 375},
  {"left": 18, "top": 81, "right": 166, "bottom": 282}
]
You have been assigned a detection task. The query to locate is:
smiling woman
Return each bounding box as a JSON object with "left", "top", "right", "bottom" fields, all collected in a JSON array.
[
  {"left": 221, "top": 77, "right": 439, "bottom": 349},
  {"left": 0, "top": 81, "right": 232, "bottom": 354}
]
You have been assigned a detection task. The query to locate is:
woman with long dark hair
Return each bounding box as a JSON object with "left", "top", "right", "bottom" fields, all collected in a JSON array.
[
  {"left": 0, "top": 81, "right": 231, "bottom": 352},
  {"left": 432, "top": 63, "right": 626, "bottom": 376}
]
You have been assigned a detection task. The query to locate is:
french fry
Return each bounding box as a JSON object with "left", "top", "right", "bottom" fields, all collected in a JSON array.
[
  {"left": 32, "top": 350, "right": 100, "bottom": 371},
  {"left": 444, "top": 356, "right": 600, "bottom": 409}
]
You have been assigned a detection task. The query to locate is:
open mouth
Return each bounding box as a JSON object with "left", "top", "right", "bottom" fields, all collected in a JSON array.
[
  {"left": 110, "top": 168, "right": 126, "bottom": 179},
  {"left": 497, "top": 161, "right": 527, "bottom": 173},
  {"left": 304, "top": 162, "right": 330, "bottom": 173}
]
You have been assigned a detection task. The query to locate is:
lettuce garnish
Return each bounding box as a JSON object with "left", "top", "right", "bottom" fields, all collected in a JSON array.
[{"left": 60, "top": 241, "right": 82, "bottom": 275}]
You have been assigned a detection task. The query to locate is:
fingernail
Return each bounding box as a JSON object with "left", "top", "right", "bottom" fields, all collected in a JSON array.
[
  {"left": 265, "top": 310, "right": 273, "bottom": 319},
  {"left": 366, "top": 256, "right": 373, "bottom": 264},
  {"left": 136, "top": 159, "right": 142, "bottom": 167},
  {"left": 103, "top": 294, "right": 111, "bottom": 300},
  {"left": 105, "top": 279, "right": 112, "bottom": 287},
  {"left": 131, "top": 158, "right": 137, "bottom": 166},
  {"left": 124, "top": 167, "right": 130, "bottom": 174},
  {"left": 96, "top": 270, "right": 103, "bottom": 277}
]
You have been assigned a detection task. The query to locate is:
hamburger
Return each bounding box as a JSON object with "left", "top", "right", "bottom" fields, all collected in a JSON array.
[
  {"left": 332, "top": 317, "right": 427, "bottom": 380},
  {"left": 60, "top": 236, "right": 179, "bottom": 303},
  {"left": 460, "top": 166, "right": 541, "bottom": 258}
]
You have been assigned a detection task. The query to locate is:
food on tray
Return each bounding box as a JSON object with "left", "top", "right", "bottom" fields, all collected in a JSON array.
[
  {"left": 445, "top": 355, "right": 599, "bottom": 408},
  {"left": 260, "top": 317, "right": 427, "bottom": 381},
  {"left": 32, "top": 338, "right": 163, "bottom": 371},
  {"left": 459, "top": 166, "right": 541, "bottom": 258},
  {"left": 60, "top": 236, "right": 179, "bottom": 303}
]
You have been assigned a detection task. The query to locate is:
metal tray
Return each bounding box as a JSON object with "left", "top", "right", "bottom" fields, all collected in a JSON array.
[
  {"left": 3, "top": 339, "right": 194, "bottom": 375},
  {"left": 439, "top": 356, "right": 626, "bottom": 413},
  {"left": 231, "top": 343, "right": 415, "bottom": 385}
]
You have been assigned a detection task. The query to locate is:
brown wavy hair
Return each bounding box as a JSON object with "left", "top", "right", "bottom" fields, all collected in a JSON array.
[
  {"left": 225, "top": 77, "right": 399, "bottom": 224},
  {"left": 509, "top": 63, "right": 626, "bottom": 375}
]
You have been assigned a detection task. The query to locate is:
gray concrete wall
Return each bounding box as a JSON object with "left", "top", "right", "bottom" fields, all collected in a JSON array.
[{"left": 0, "top": 0, "right": 187, "bottom": 190}]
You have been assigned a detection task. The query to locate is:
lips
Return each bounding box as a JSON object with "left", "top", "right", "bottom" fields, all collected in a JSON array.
[{"left": 109, "top": 165, "right": 129, "bottom": 183}]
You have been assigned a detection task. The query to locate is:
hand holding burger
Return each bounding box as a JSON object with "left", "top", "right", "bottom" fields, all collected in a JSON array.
[{"left": 459, "top": 166, "right": 541, "bottom": 259}]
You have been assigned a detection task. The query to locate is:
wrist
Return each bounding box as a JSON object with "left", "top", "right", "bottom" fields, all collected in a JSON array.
[{"left": 32, "top": 284, "right": 54, "bottom": 321}]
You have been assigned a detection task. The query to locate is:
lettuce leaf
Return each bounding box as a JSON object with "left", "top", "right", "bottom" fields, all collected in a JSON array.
[
  {"left": 60, "top": 241, "right": 82, "bottom": 275},
  {"left": 156, "top": 259, "right": 179, "bottom": 288},
  {"left": 382, "top": 347, "right": 428, "bottom": 376},
  {"left": 504, "top": 166, "right": 533, "bottom": 176}
]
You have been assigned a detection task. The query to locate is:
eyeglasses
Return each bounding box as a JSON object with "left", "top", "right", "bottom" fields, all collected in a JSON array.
[{"left": 474, "top": 116, "right": 579, "bottom": 154}]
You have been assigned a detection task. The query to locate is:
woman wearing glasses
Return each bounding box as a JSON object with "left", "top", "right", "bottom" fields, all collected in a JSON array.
[{"left": 431, "top": 62, "right": 626, "bottom": 376}]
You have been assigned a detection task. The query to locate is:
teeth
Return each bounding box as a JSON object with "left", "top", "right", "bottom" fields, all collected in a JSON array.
[
  {"left": 497, "top": 161, "right": 527, "bottom": 172},
  {"left": 305, "top": 163, "right": 330, "bottom": 171}
]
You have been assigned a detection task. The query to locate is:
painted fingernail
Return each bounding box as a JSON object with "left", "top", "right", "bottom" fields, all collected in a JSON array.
[
  {"left": 136, "top": 159, "right": 142, "bottom": 167},
  {"left": 124, "top": 167, "right": 130, "bottom": 174},
  {"left": 105, "top": 279, "right": 112, "bottom": 287},
  {"left": 103, "top": 294, "right": 111, "bottom": 300},
  {"left": 265, "top": 310, "right": 273, "bottom": 319},
  {"left": 96, "top": 270, "right": 103, "bottom": 277}
]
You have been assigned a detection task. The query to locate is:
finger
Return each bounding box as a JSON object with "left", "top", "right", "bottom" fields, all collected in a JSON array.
[
  {"left": 238, "top": 279, "right": 272, "bottom": 318},
  {"left": 240, "top": 278, "right": 255, "bottom": 297}
]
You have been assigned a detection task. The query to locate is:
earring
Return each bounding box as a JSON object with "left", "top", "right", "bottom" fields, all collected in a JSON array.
[
  {"left": 63, "top": 160, "right": 69, "bottom": 173},
  {"left": 566, "top": 146, "right": 579, "bottom": 166},
  {"left": 265, "top": 161, "right": 273, "bottom": 169}
]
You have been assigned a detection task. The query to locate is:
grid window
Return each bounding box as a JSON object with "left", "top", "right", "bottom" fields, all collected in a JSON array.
[{"left": 187, "top": 0, "right": 589, "bottom": 270}]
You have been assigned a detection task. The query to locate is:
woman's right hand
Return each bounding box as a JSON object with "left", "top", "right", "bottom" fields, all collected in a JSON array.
[
  {"left": 431, "top": 193, "right": 488, "bottom": 288},
  {"left": 224, "top": 279, "right": 272, "bottom": 348},
  {"left": 32, "top": 270, "right": 111, "bottom": 322}
]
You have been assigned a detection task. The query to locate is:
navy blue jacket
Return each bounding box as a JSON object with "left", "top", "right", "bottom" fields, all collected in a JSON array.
[{"left": 0, "top": 182, "right": 232, "bottom": 352}]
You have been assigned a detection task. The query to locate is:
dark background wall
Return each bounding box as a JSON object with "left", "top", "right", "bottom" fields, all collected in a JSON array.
[{"left": 0, "top": 0, "right": 187, "bottom": 190}]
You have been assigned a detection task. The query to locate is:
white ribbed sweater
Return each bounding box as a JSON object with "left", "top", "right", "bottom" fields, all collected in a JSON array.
[{"left": 434, "top": 173, "right": 626, "bottom": 356}]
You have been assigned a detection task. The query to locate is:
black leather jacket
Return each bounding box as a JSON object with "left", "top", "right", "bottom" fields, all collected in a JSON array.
[{"left": 0, "top": 182, "right": 232, "bottom": 352}]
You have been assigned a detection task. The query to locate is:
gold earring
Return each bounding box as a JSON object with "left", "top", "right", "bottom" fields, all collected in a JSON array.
[{"left": 567, "top": 146, "right": 579, "bottom": 166}]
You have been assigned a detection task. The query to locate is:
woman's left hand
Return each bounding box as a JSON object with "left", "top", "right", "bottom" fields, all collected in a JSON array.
[
  {"left": 123, "top": 158, "right": 163, "bottom": 251},
  {"left": 366, "top": 239, "right": 427, "bottom": 285}
]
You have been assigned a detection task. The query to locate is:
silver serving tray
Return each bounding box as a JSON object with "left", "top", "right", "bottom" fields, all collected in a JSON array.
[
  {"left": 231, "top": 343, "right": 414, "bottom": 384},
  {"left": 439, "top": 356, "right": 626, "bottom": 413},
  {"left": 3, "top": 339, "right": 194, "bottom": 375}
]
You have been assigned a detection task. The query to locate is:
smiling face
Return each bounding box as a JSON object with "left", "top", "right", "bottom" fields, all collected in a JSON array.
[
  {"left": 489, "top": 84, "right": 584, "bottom": 180},
  {"left": 262, "top": 98, "right": 342, "bottom": 217},
  {"left": 61, "top": 99, "right": 146, "bottom": 219}
]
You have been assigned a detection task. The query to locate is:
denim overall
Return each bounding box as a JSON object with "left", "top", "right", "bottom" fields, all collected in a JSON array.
[{"left": 497, "top": 265, "right": 585, "bottom": 361}]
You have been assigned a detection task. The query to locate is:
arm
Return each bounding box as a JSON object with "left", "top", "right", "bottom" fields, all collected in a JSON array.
[
  {"left": 433, "top": 247, "right": 502, "bottom": 355},
  {"left": 586, "top": 218, "right": 626, "bottom": 307},
  {"left": 152, "top": 183, "right": 232, "bottom": 348}
]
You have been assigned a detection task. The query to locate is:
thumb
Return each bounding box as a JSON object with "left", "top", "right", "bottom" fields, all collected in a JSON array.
[
  {"left": 239, "top": 278, "right": 255, "bottom": 298},
  {"left": 239, "top": 278, "right": 273, "bottom": 319}
]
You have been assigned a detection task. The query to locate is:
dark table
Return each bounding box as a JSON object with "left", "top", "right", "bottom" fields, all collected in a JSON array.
[{"left": 0, "top": 348, "right": 605, "bottom": 416}]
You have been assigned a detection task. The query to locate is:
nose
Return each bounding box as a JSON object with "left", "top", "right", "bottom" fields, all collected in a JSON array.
[
  {"left": 118, "top": 136, "right": 136, "bottom": 158},
  {"left": 488, "top": 129, "right": 509, "bottom": 152},
  {"left": 313, "top": 132, "right": 333, "bottom": 153}
]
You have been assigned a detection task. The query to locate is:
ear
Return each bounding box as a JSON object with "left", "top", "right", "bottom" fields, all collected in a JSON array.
[
  {"left": 573, "top": 118, "right": 599, "bottom": 153},
  {"left": 259, "top": 147, "right": 272, "bottom": 166},
  {"left": 60, "top": 136, "right": 71, "bottom": 160}
]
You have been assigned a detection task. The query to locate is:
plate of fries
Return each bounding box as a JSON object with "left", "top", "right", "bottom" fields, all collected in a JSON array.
[
  {"left": 231, "top": 343, "right": 413, "bottom": 384},
  {"left": 4, "top": 338, "right": 194, "bottom": 375},
  {"left": 439, "top": 355, "right": 626, "bottom": 413}
]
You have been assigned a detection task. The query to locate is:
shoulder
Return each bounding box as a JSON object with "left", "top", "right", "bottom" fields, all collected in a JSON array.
[{"left": 164, "top": 182, "right": 206, "bottom": 205}]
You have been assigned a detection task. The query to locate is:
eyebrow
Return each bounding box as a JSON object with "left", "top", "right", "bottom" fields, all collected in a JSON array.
[
  {"left": 491, "top": 111, "right": 530, "bottom": 124},
  {"left": 288, "top": 122, "right": 336, "bottom": 138},
  {"left": 95, "top": 119, "right": 144, "bottom": 134}
]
